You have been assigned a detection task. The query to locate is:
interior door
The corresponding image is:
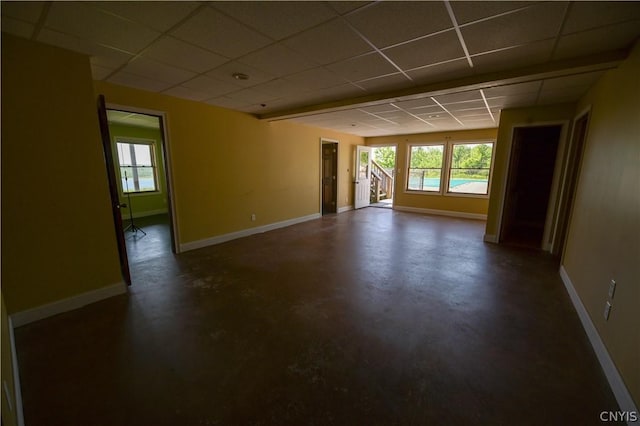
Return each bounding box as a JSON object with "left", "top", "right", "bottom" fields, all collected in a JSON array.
[
  {"left": 322, "top": 143, "right": 338, "bottom": 214},
  {"left": 355, "top": 145, "right": 371, "bottom": 209},
  {"left": 97, "top": 95, "right": 131, "bottom": 285}
]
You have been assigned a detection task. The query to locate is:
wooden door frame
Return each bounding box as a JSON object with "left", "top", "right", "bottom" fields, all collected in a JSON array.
[
  {"left": 496, "top": 121, "right": 569, "bottom": 250},
  {"left": 106, "top": 102, "right": 180, "bottom": 254},
  {"left": 319, "top": 138, "right": 339, "bottom": 214},
  {"left": 368, "top": 143, "right": 398, "bottom": 205}
]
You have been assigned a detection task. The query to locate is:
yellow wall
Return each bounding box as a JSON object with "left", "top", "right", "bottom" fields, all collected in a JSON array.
[
  {"left": 563, "top": 43, "right": 640, "bottom": 405},
  {"left": 1, "top": 35, "right": 122, "bottom": 314},
  {"left": 484, "top": 103, "right": 577, "bottom": 238},
  {"left": 1, "top": 293, "right": 19, "bottom": 426},
  {"left": 93, "top": 82, "right": 363, "bottom": 246},
  {"left": 366, "top": 128, "right": 497, "bottom": 215},
  {"left": 108, "top": 122, "right": 168, "bottom": 217}
]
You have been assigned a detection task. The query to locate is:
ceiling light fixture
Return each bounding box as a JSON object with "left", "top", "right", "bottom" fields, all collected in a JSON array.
[{"left": 232, "top": 72, "right": 249, "bottom": 80}]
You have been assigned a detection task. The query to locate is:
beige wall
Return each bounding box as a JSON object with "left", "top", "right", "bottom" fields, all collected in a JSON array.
[
  {"left": 484, "top": 103, "right": 577, "bottom": 239},
  {"left": 366, "top": 128, "right": 497, "bottom": 216},
  {"left": 563, "top": 43, "right": 640, "bottom": 405},
  {"left": 1, "top": 35, "right": 123, "bottom": 314},
  {"left": 95, "top": 81, "right": 363, "bottom": 246}
]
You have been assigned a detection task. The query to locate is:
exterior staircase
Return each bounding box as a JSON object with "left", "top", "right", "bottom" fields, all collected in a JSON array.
[{"left": 370, "top": 159, "right": 394, "bottom": 203}]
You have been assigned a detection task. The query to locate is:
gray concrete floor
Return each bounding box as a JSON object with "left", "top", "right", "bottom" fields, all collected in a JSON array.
[{"left": 15, "top": 209, "right": 620, "bottom": 425}]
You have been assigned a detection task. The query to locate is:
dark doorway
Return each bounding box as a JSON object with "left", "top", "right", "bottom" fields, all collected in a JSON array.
[
  {"left": 501, "top": 125, "right": 562, "bottom": 249},
  {"left": 322, "top": 142, "right": 338, "bottom": 214}
]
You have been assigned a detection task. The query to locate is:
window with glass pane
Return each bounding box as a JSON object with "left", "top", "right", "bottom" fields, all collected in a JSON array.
[
  {"left": 407, "top": 145, "right": 444, "bottom": 192},
  {"left": 448, "top": 143, "right": 493, "bottom": 195},
  {"left": 116, "top": 142, "right": 158, "bottom": 193}
]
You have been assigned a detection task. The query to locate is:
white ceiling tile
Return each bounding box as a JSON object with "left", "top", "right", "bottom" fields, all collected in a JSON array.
[
  {"left": 250, "top": 78, "right": 308, "bottom": 98},
  {"left": 451, "top": 108, "right": 491, "bottom": 118},
  {"left": 471, "top": 39, "right": 555, "bottom": 74},
  {"left": 283, "top": 18, "right": 373, "bottom": 65},
  {"left": 441, "top": 100, "right": 487, "bottom": 111},
  {"left": 162, "top": 85, "right": 212, "bottom": 102},
  {"left": 461, "top": 2, "right": 566, "bottom": 54},
  {"left": 90, "top": 1, "right": 201, "bottom": 32},
  {"left": 301, "top": 84, "right": 366, "bottom": 104},
  {"left": 406, "top": 58, "right": 473, "bottom": 85},
  {"left": 181, "top": 75, "right": 241, "bottom": 97},
  {"left": 284, "top": 67, "right": 348, "bottom": 91},
  {"left": 553, "top": 21, "right": 640, "bottom": 60},
  {"left": 108, "top": 71, "right": 173, "bottom": 92},
  {"left": 224, "top": 87, "right": 279, "bottom": 104},
  {"left": 122, "top": 57, "right": 196, "bottom": 85},
  {"left": 383, "top": 30, "right": 465, "bottom": 71},
  {"left": 327, "top": 52, "right": 398, "bottom": 82},
  {"left": 171, "top": 7, "right": 271, "bottom": 59},
  {"left": 356, "top": 73, "right": 410, "bottom": 92},
  {"left": 45, "top": 2, "right": 161, "bottom": 53},
  {"left": 211, "top": 1, "right": 336, "bottom": 41},
  {"left": 206, "top": 61, "right": 275, "bottom": 88},
  {"left": 1, "top": 16, "right": 34, "bottom": 38},
  {"left": 1, "top": 1, "right": 45, "bottom": 23},
  {"left": 143, "top": 36, "right": 228, "bottom": 73},
  {"left": 238, "top": 44, "right": 316, "bottom": 78},
  {"left": 346, "top": 1, "right": 452, "bottom": 48},
  {"left": 563, "top": 2, "right": 640, "bottom": 35},
  {"left": 90, "top": 63, "right": 115, "bottom": 80},
  {"left": 38, "top": 28, "right": 134, "bottom": 68},
  {"left": 393, "top": 98, "right": 438, "bottom": 110},
  {"left": 328, "top": 2, "right": 373, "bottom": 15},
  {"left": 451, "top": 1, "right": 534, "bottom": 25}
]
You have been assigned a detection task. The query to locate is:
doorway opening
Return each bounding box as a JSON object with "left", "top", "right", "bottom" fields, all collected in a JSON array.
[
  {"left": 321, "top": 139, "right": 338, "bottom": 215},
  {"left": 500, "top": 125, "right": 562, "bottom": 249},
  {"left": 98, "top": 95, "right": 177, "bottom": 285},
  {"left": 370, "top": 145, "right": 396, "bottom": 209}
]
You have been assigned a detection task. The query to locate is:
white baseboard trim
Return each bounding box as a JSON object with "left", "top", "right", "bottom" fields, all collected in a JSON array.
[
  {"left": 559, "top": 266, "right": 639, "bottom": 420},
  {"left": 394, "top": 205, "right": 487, "bottom": 221},
  {"left": 180, "top": 213, "right": 322, "bottom": 252},
  {"left": 8, "top": 316, "right": 25, "bottom": 426},
  {"left": 10, "top": 282, "right": 127, "bottom": 328},
  {"left": 483, "top": 234, "right": 498, "bottom": 243},
  {"left": 120, "top": 208, "right": 168, "bottom": 219},
  {"left": 338, "top": 205, "right": 354, "bottom": 213}
]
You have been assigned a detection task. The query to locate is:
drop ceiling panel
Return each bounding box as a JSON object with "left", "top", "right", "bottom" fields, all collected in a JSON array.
[
  {"left": 553, "top": 21, "right": 640, "bottom": 60},
  {"left": 122, "top": 57, "right": 196, "bottom": 85},
  {"left": 142, "top": 36, "right": 228, "bottom": 73},
  {"left": 284, "top": 67, "right": 349, "bottom": 91},
  {"left": 450, "top": 1, "right": 533, "bottom": 25},
  {"left": 91, "top": 64, "right": 115, "bottom": 80},
  {"left": 356, "top": 73, "right": 410, "bottom": 92},
  {"left": 383, "top": 30, "right": 465, "bottom": 70},
  {"left": 1, "top": 1, "right": 44, "bottom": 23},
  {"left": 238, "top": 44, "right": 316, "bottom": 78},
  {"left": 346, "top": 1, "right": 452, "bottom": 48},
  {"left": 90, "top": 1, "right": 200, "bottom": 32},
  {"left": 327, "top": 52, "right": 399, "bottom": 82},
  {"left": 406, "top": 58, "right": 473, "bottom": 85},
  {"left": 206, "top": 61, "right": 274, "bottom": 88},
  {"left": 461, "top": 2, "right": 566, "bottom": 54},
  {"left": 38, "top": 28, "right": 133, "bottom": 69},
  {"left": 433, "top": 91, "right": 482, "bottom": 105},
  {"left": 328, "top": 2, "right": 372, "bottom": 16},
  {"left": 562, "top": 2, "right": 640, "bottom": 35},
  {"left": 181, "top": 75, "right": 241, "bottom": 97},
  {"left": 283, "top": 18, "right": 373, "bottom": 65},
  {"left": 471, "top": 39, "right": 554, "bottom": 74},
  {"left": 211, "top": 1, "right": 336, "bottom": 41},
  {"left": 452, "top": 108, "right": 492, "bottom": 117},
  {"left": 393, "top": 98, "right": 438, "bottom": 110},
  {"left": 541, "top": 71, "right": 605, "bottom": 91},
  {"left": 108, "top": 71, "right": 173, "bottom": 92},
  {"left": 224, "top": 87, "right": 279, "bottom": 105},
  {"left": 251, "top": 78, "right": 308, "bottom": 98},
  {"left": 171, "top": 7, "right": 271, "bottom": 59},
  {"left": 46, "top": 2, "right": 161, "bottom": 53}
]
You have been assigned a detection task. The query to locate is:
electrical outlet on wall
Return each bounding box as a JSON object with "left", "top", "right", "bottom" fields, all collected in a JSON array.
[{"left": 251, "top": 213, "right": 256, "bottom": 221}]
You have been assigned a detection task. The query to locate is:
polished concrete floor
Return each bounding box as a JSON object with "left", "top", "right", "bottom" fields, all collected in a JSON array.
[
  {"left": 123, "top": 213, "right": 172, "bottom": 264},
  {"left": 15, "top": 209, "right": 620, "bottom": 425}
]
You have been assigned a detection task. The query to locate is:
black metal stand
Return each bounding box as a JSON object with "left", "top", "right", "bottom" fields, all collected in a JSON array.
[{"left": 123, "top": 171, "right": 146, "bottom": 236}]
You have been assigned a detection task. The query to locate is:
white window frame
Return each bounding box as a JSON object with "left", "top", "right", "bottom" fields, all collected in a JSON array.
[
  {"left": 405, "top": 140, "right": 496, "bottom": 199},
  {"left": 114, "top": 136, "right": 161, "bottom": 196}
]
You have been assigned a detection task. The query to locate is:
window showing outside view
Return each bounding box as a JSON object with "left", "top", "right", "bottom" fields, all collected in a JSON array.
[
  {"left": 407, "top": 145, "right": 444, "bottom": 192},
  {"left": 116, "top": 142, "right": 157, "bottom": 193},
  {"left": 448, "top": 143, "right": 493, "bottom": 195}
]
